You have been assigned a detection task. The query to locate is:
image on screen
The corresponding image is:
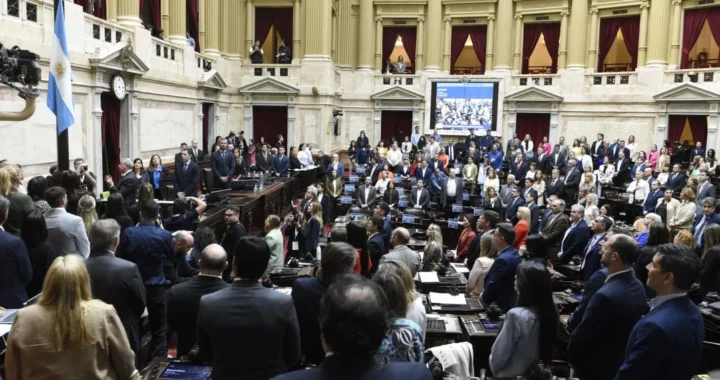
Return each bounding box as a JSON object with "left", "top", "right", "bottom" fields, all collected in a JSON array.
[{"left": 431, "top": 82, "right": 498, "bottom": 133}]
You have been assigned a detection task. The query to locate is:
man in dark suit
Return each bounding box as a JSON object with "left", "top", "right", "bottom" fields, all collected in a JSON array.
[
  {"left": 444, "top": 139, "right": 459, "bottom": 164},
  {"left": 590, "top": 134, "right": 605, "bottom": 169},
  {"left": 357, "top": 177, "right": 377, "bottom": 210},
  {"left": 525, "top": 190, "right": 541, "bottom": 234},
  {"left": 440, "top": 169, "right": 463, "bottom": 208},
  {"left": 482, "top": 223, "right": 522, "bottom": 313},
  {"left": 408, "top": 180, "right": 430, "bottom": 209},
  {"left": 615, "top": 244, "right": 704, "bottom": 380},
  {"left": 190, "top": 139, "right": 206, "bottom": 163},
  {"left": 366, "top": 157, "right": 384, "bottom": 185},
  {"left": 617, "top": 140, "right": 631, "bottom": 160},
  {"left": 219, "top": 205, "right": 247, "bottom": 279},
  {"left": 105, "top": 158, "right": 138, "bottom": 209},
  {"left": 173, "top": 148, "right": 201, "bottom": 198},
  {"left": 168, "top": 244, "right": 228, "bottom": 358},
  {"left": 666, "top": 164, "right": 687, "bottom": 196},
  {"left": 275, "top": 147, "right": 290, "bottom": 174},
  {"left": 556, "top": 204, "right": 590, "bottom": 263},
  {"left": 643, "top": 181, "right": 663, "bottom": 215},
  {"left": 695, "top": 170, "right": 717, "bottom": 210},
  {"left": 550, "top": 144, "right": 566, "bottom": 173},
  {"left": 290, "top": 242, "right": 356, "bottom": 366},
  {"left": 196, "top": 236, "right": 300, "bottom": 380},
  {"left": 568, "top": 234, "right": 647, "bottom": 380},
  {"left": 580, "top": 216, "right": 612, "bottom": 281},
  {"left": 535, "top": 146, "right": 551, "bottom": 175},
  {"left": 545, "top": 169, "right": 565, "bottom": 200},
  {"left": 211, "top": 138, "right": 236, "bottom": 189},
  {"left": 465, "top": 129, "right": 480, "bottom": 150},
  {"left": 606, "top": 138, "right": 620, "bottom": 161},
  {"left": 0, "top": 196, "right": 32, "bottom": 309},
  {"left": 367, "top": 216, "right": 386, "bottom": 275},
  {"left": 174, "top": 142, "right": 189, "bottom": 169},
  {"left": 289, "top": 146, "right": 302, "bottom": 170},
  {"left": 327, "top": 153, "right": 344, "bottom": 179},
  {"left": 567, "top": 267, "right": 607, "bottom": 332},
  {"left": 509, "top": 152, "right": 530, "bottom": 187},
  {"left": 691, "top": 141, "right": 705, "bottom": 159},
  {"left": 692, "top": 196, "right": 720, "bottom": 254},
  {"left": 85, "top": 219, "right": 146, "bottom": 355},
  {"left": 396, "top": 158, "right": 412, "bottom": 179},
  {"left": 414, "top": 160, "right": 432, "bottom": 184},
  {"left": 540, "top": 198, "right": 570, "bottom": 259},
  {"left": 613, "top": 152, "right": 632, "bottom": 184},
  {"left": 563, "top": 159, "right": 581, "bottom": 204},
  {"left": 316, "top": 184, "right": 331, "bottom": 225},
  {"left": 504, "top": 186, "right": 525, "bottom": 225},
  {"left": 255, "top": 143, "right": 274, "bottom": 173},
  {"left": 274, "top": 276, "right": 433, "bottom": 380}
]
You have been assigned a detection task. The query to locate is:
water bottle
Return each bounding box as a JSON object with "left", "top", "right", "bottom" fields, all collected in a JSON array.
[{"left": 253, "top": 184, "right": 258, "bottom": 193}]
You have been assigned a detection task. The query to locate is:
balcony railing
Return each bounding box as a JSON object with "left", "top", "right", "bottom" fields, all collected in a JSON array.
[
  {"left": 512, "top": 74, "right": 558, "bottom": 87},
  {"left": 599, "top": 63, "right": 633, "bottom": 73},
  {"left": 665, "top": 68, "right": 718, "bottom": 84},
  {"left": 196, "top": 52, "right": 216, "bottom": 73},
  {"left": 525, "top": 65, "right": 555, "bottom": 75},
  {"left": 84, "top": 13, "right": 133, "bottom": 54},
  {"left": 243, "top": 63, "right": 299, "bottom": 78},
  {"left": 586, "top": 72, "right": 637, "bottom": 86},
  {"left": 451, "top": 66, "right": 484, "bottom": 75},
  {"left": 375, "top": 74, "right": 420, "bottom": 87},
  {"left": 150, "top": 37, "right": 184, "bottom": 74},
  {"left": 688, "top": 59, "right": 719, "bottom": 69}
]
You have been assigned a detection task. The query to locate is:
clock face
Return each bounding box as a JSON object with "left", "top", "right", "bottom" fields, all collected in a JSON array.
[{"left": 112, "top": 76, "right": 126, "bottom": 100}]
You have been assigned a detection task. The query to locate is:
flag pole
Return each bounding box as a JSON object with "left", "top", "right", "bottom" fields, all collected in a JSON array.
[{"left": 54, "top": 0, "right": 69, "bottom": 171}]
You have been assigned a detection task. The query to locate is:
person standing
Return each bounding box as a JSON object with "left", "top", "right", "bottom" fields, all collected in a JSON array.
[
  {"left": 174, "top": 148, "right": 201, "bottom": 198},
  {"left": 249, "top": 40, "right": 264, "bottom": 63},
  {"left": 105, "top": 158, "right": 138, "bottom": 209},
  {"left": 615, "top": 244, "right": 704, "bottom": 380},
  {"left": 0, "top": 195, "right": 32, "bottom": 309},
  {"left": 276, "top": 39, "right": 292, "bottom": 63},
  {"left": 44, "top": 187, "right": 91, "bottom": 259},
  {"left": 220, "top": 205, "right": 247, "bottom": 279},
  {"left": 482, "top": 224, "right": 522, "bottom": 313},
  {"left": 211, "top": 138, "right": 236, "bottom": 190}
]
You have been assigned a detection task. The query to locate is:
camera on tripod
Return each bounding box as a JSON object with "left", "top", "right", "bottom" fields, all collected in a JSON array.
[{"left": 0, "top": 42, "right": 41, "bottom": 99}]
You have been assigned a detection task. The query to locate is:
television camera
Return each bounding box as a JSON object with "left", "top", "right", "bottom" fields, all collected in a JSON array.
[{"left": 0, "top": 42, "right": 41, "bottom": 121}]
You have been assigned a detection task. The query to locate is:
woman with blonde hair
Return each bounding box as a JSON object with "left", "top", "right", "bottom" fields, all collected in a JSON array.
[
  {"left": 76, "top": 195, "right": 98, "bottom": 236},
  {"left": 583, "top": 193, "right": 600, "bottom": 225},
  {"left": 668, "top": 187, "right": 697, "bottom": 235},
  {"left": 377, "top": 260, "right": 426, "bottom": 342},
  {"left": 674, "top": 229, "right": 695, "bottom": 249},
  {"left": 514, "top": 207, "right": 531, "bottom": 250},
  {"left": 422, "top": 223, "right": 443, "bottom": 271},
  {"left": 466, "top": 232, "right": 499, "bottom": 297},
  {"left": 531, "top": 170, "right": 546, "bottom": 206},
  {"left": 5, "top": 255, "right": 140, "bottom": 379},
  {"left": 484, "top": 169, "right": 500, "bottom": 199}
]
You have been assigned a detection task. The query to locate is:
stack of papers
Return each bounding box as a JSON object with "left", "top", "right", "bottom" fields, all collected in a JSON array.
[
  {"left": 429, "top": 292, "right": 467, "bottom": 306},
  {"left": 451, "top": 263, "right": 470, "bottom": 274},
  {"left": 418, "top": 272, "right": 440, "bottom": 283}
]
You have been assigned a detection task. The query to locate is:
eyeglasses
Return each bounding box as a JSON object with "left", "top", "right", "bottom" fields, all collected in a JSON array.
[{"left": 224, "top": 213, "right": 237, "bottom": 217}]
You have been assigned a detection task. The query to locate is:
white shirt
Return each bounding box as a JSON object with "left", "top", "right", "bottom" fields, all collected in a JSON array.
[
  {"left": 387, "top": 149, "right": 402, "bottom": 166},
  {"left": 627, "top": 179, "right": 649, "bottom": 201},
  {"left": 376, "top": 179, "right": 389, "bottom": 195},
  {"left": 416, "top": 190, "right": 422, "bottom": 206},
  {"left": 297, "top": 151, "right": 309, "bottom": 167},
  {"left": 650, "top": 292, "right": 687, "bottom": 311},
  {"left": 333, "top": 181, "right": 338, "bottom": 195},
  {"left": 447, "top": 178, "right": 457, "bottom": 197},
  {"left": 249, "top": 46, "right": 264, "bottom": 54},
  {"left": 429, "top": 142, "right": 441, "bottom": 157},
  {"left": 363, "top": 188, "right": 370, "bottom": 204}
]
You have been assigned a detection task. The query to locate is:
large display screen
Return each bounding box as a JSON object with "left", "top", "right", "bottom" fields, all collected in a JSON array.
[{"left": 431, "top": 81, "right": 499, "bottom": 133}]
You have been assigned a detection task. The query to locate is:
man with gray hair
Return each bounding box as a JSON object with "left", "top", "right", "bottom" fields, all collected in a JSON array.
[
  {"left": 168, "top": 231, "right": 199, "bottom": 285},
  {"left": 380, "top": 227, "right": 421, "bottom": 277},
  {"left": 0, "top": 195, "right": 32, "bottom": 309},
  {"left": 557, "top": 204, "right": 590, "bottom": 263},
  {"left": 692, "top": 196, "right": 720, "bottom": 254},
  {"left": 168, "top": 243, "right": 229, "bottom": 358},
  {"left": 104, "top": 157, "right": 138, "bottom": 209},
  {"left": 84, "top": 219, "right": 146, "bottom": 355},
  {"left": 564, "top": 159, "right": 581, "bottom": 204}
]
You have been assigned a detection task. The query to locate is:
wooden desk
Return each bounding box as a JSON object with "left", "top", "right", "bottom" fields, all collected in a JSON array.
[{"left": 230, "top": 178, "right": 294, "bottom": 229}]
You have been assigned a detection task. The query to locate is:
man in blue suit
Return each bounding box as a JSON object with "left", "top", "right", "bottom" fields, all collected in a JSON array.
[
  {"left": 210, "top": 138, "right": 236, "bottom": 189},
  {"left": 568, "top": 234, "right": 648, "bottom": 380},
  {"left": 692, "top": 196, "right": 720, "bottom": 254},
  {"left": 504, "top": 186, "right": 525, "bottom": 225},
  {"left": 173, "top": 148, "right": 201, "bottom": 198},
  {"left": 414, "top": 160, "right": 432, "bottom": 184},
  {"left": 0, "top": 196, "right": 32, "bottom": 309},
  {"left": 580, "top": 216, "right": 612, "bottom": 281},
  {"left": 642, "top": 181, "right": 663, "bottom": 215},
  {"left": 556, "top": 204, "right": 590, "bottom": 263},
  {"left": 482, "top": 223, "right": 522, "bottom": 313},
  {"left": 327, "top": 153, "right": 344, "bottom": 179},
  {"left": 509, "top": 152, "right": 530, "bottom": 187},
  {"left": 615, "top": 244, "right": 704, "bottom": 380},
  {"left": 275, "top": 147, "right": 290, "bottom": 175}
]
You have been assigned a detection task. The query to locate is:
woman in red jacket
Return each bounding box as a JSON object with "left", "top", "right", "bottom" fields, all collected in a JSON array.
[
  {"left": 456, "top": 214, "right": 477, "bottom": 262},
  {"left": 514, "top": 207, "right": 531, "bottom": 251}
]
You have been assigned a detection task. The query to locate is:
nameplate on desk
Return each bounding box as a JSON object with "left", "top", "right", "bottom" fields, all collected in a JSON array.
[
  {"left": 402, "top": 214, "right": 415, "bottom": 224},
  {"left": 410, "top": 177, "right": 417, "bottom": 184},
  {"left": 340, "top": 196, "right": 352, "bottom": 205},
  {"left": 344, "top": 184, "right": 355, "bottom": 193},
  {"left": 349, "top": 175, "right": 359, "bottom": 183},
  {"left": 473, "top": 207, "right": 483, "bottom": 216},
  {"left": 356, "top": 167, "right": 366, "bottom": 174},
  {"left": 398, "top": 199, "right": 409, "bottom": 208},
  {"left": 463, "top": 192, "right": 470, "bottom": 201},
  {"left": 452, "top": 204, "right": 463, "bottom": 213},
  {"left": 394, "top": 177, "right": 402, "bottom": 183},
  {"left": 402, "top": 153, "right": 409, "bottom": 160},
  {"left": 349, "top": 213, "right": 365, "bottom": 219},
  {"left": 397, "top": 188, "right": 404, "bottom": 195},
  {"left": 448, "top": 218, "right": 459, "bottom": 229}
]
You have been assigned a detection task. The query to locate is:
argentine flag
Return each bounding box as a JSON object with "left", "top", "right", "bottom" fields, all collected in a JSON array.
[{"left": 47, "top": 0, "right": 74, "bottom": 134}]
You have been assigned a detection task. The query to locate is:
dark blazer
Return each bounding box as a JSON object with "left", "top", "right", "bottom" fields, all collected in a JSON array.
[
  {"left": 327, "top": 162, "right": 345, "bottom": 179},
  {"left": 699, "top": 247, "right": 720, "bottom": 300},
  {"left": 196, "top": 280, "right": 301, "bottom": 380},
  {"left": 367, "top": 232, "right": 386, "bottom": 275},
  {"left": 614, "top": 158, "right": 632, "bottom": 183},
  {"left": 256, "top": 152, "right": 274, "bottom": 173},
  {"left": 318, "top": 194, "right": 330, "bottom": 224},
  {"left": 368, "top": 164, "right": 383, "bottom": 185},
  {"left": 414, "top": 166, "right": 432, "bottom": 184},
  {"left": 591, "top": 141, "right": 606, "bottom": 157},
  {"left": 428, "top": 160, "right": 444, "bottom": 174},
  {"left": 191, "top": 149, "right": 206, "bottom": 163},
  {"left": 220, "top": 222, "right": 247, "bottom": 276},
  {"left": 291, "top": 278, "right": 326, "bottom": 365},
  {"left": 691, "top": 213, "right": 720, "bottom": 252},
  {"left": 535, "top": 153, "right": 551, "bottom": 174},
  {"left": 509, "top": 161, "right": 530, "bottom": 185},
  {"left": 303, "top": 218, "right": 321, "bottom": 256},
  {"left": 666, "top": 172, "right": 687, "bottom": 196},
  {"left": 567, "top": 267, "right": 608, "bottom": 331},
  {"left": 84, "top": 250, "right": 146, "bottom": 353},
  {"left": 643, "top": 190, "right": 663, "bottom": 214},
  {"left": 563, "top": 167, "right": 582, "bottom": 189},
  {"left": 271, "top": 354, "right": 433, "bottom": 380},
  {"left": 481, "top": 246, "right": 522, "bottom": 313},
  {"left": 0, "top": 230, "right": 32, "bottom": 309},
  {"left": 581, "top": 233, "right": 605, "bottom": 281},
  {"left": 276, "top": 155, "right": 290, "bottom": 174},
  {"left": 290, "top": 155, "right": 302, "bottom": 170},
  {"left": 550, "top": 152, "right": 566, "bottom": 172},
  {"left": 440, "top": 177, "right": 463, "bottom": 207},
  {"left": 408, "top": 188, "right": 430, "bottom": 208},
  {"left": 211, "top": 150, "right": 236, "bottom": 182},
  {"left": 541, "top": 213, "right": 569, "bottom": 258},
  {"left": 569, "top": 270, "right": 648, "bottom": 380},
  {"left": 25, "top": 241, "right": 58, "bottom": 299},
  {"left": 557, "top": 220, "right": 590, "bottom": 263},
  {"left": 173, "top": 160, "right": 201, "bottom": 197},
  {"left": 615, "top": 295, "right": 704, "bottom": 380},
  {"left": 111, "top": 171, "right": 138, "bottom": 208},
  {"left": 545, "top": 178, "right": 565, "bottom": 199},
  {"left": 691, "top": 148, "right": 705, "bottom": 159},
  {"left": 504, "top": 197, "right": 525, "bottom": 224},
  {"left": 396, "top": 165, "right": 412, "bottom": 178},
  {"left": 356, "top": 185, "right": 377, "bottom": 208},
  {"left": 528, "top": 203, "right": 541, "bottom": 234},
  {"left": 168, "top": 275, "right": 229, "bottom": 357}
]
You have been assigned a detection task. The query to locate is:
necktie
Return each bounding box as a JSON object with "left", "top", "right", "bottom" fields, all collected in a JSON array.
[
  {"left": 517, "top": 163, "right": 521, "bottom": 170},
  {"left": 697, "top": 217, "right": 707, "bottom": 246},
  {"left": 184, "top": 163, "right": 188, "bottom": 172},
  {"left": 553, "top": 179, "right": 557, "bottom": 187}
]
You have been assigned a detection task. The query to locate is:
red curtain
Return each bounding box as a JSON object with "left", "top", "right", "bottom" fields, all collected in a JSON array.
[
  {"left": 522, "top": 24, "right": 544, "bottom": 74},
  {"left": 202, "top": 103, "right": 212, "bottom": 153},
  {"left": 620, "top": 16, "right": 640, "bottom": 70},
  {"left": 543, "top": 23, "right": 561, "bottom": 73},
  {"left": 688, "top": 116, "right": 708, "bottom": 147},
  {"left": 101, "top": 93, "right": 121, "bottom": 183},
  {"left": 254, "top": 8, "right": 293, "bottom": 49},
  {"left": 382, "top": 27, "right": 417, "bottom": 73},
  {"left": 681, "top": 8, "right": 710, "bottom": 69},
  {"left": 254, "top": 8, "right": 275, "bottom": 45},
  {"left": 381, "top": 111, "right": 413, "bottom": 142},
  {"left": 597, "top": 18, "right": 624, "bottom": 72},
  {"left": 468, "top": 27, "right": 487, "bottom": 73},
  {"left": 253, "top": 106, "right": 287, "bottom": 148},
  {"left": 450, "top": 27, "right": 471, "bottom": 71},
  {"left": 75, "top": 0, "right": 106, "bottom": 19},
  {"left": 187, "top": 0, "right": 199, "bottom": 52},
  {"left": 515, "top": 113, "right": 550, "bottom": 148},
  {"left": 143, "top": 0, "right": 161, "bottom": 35},
  {"left": 705, "top": 9, "right": 720, "bottom": 61},
  {"left": 382, "top": 26, "right": 399, "bottom": 68},
  {"left": 668, "top": 115, "right": 687, "bottom": 145}
]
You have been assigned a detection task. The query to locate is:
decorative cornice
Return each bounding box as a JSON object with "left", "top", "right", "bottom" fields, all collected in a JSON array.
[
  {"left": 444, "top": 16, "right": 452, "bottom": 22},
  {"left": 515, "top": 14, "right": 523, "bottom": 20},
  {"left": 417, "top": 17, "right": 425, "bottom": 22},
  {"left": 487, "top": 14, "right": 496, "bottom": 21}
]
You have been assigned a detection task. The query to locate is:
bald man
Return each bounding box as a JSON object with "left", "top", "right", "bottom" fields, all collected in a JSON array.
[
  {"left": 168, "top": 244, "right": 230, "bottom": 357},
  {"left": 380, "top": 227, "right": 422, "bottom": 276},
  {"left": 167, "top": 231, "right": 199, "bottom": 285}
]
